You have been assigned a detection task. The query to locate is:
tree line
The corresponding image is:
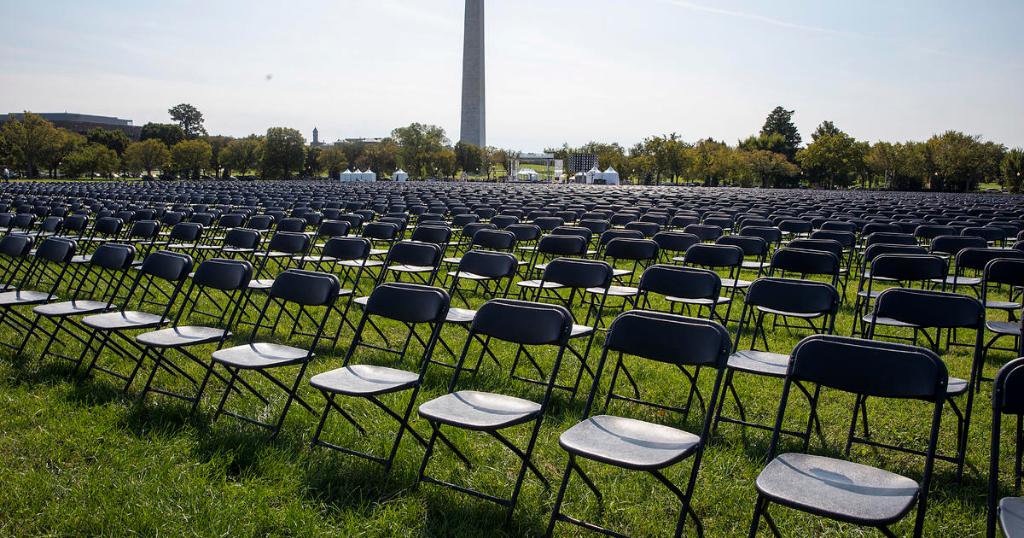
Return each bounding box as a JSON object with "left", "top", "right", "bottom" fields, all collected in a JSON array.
[{"left": 1, "top": 104, "right": 1021, "bottom": 192}]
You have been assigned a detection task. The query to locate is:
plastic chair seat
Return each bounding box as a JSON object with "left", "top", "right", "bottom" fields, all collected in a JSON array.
[
  {"left": 559, "top": 415, "right": 700, "bottom": 470},
  {"left": 310, "top": 364, "right": 419, "bottom": 396},
  {"left": 33, "top": 299, "right": 110, "bottom": 317},
  {"left": 69, "top": 254, "right": 93, "bottom": 264},
  {"left": 611, "top": 268, "right": 631, "bottom": 278},
  {"left": 665, "top": 296, "right": 730, "bottom": 306},
  {"left": 419, "top": 390, "right": 541, "bottom": 430},
  {"left": 445, "top": 307, "right": 477, "bottom": 324},
  {"left": 727, "top": 350, "right": 790, "bottom": 377},
  {"left": 387, "top": 264, "right": 433, "bottom": 273},
  {"left": 212, "top": 342, "right": 311, "bottom": 369},
  {"left": 0, "top": 290, "right": 53, "bottom": 306},
  {"left": 987, "top": 320, "right": 1020, "bottom": 336},
  {"left": 248, "top": 278, "right": 276, "bottom": 290},
  {"left": 338, "top": 259, "right": 383, "bottom": 268},
  {"left": 986, "top": 299, "right": 1022, "bottom": 311},
  {"left": 570, "top": 324, "right": 594, "bottom": 338},
  {"left": 516, "top": 279, "right": 564, "bottom": 290},
  {"left": 755, "top": 453, "right": 919, "bottom": 526},
  {"left": 446, "top": 271, "right": 495, "bottom": 281},
  {"left": 931, "top": 276, "right": 982, "bottom": 287},
  {"left": 1000, "top": 497, "right": 1024, "bottom": 537},
  {"left": 755, "top": 306, "right": 825, "bottom": 319},
  {"left": 860, "top": 315, "right": 917, "bottom": 328},
  {"left": 721, "top": 278, "right": 752, "bottom": 289},
  {"left": 585, "top": 285, "right": 638, "bottom": 297},
  {"left": 442, "top": 256, "right": 463, "bottom": 265},
  {"left": 742, "top": 261, "right": 765, "bottom": 270},
  {"left": 136, "top": 326, "right": 228, "bottom": 348},
  {"left": 82, "top": 310, "right": 167, "bottom": 331}
]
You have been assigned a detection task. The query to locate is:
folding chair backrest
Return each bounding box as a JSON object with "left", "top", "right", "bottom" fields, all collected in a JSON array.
[
  {"left": 140, "top": 251, "right": 193, "bottom": 282},
  {"left": 267, "top": 231, "right": 311, "bottom": 254},
  {"left": 471, "top": 299, "right": 573, "bottom": 345},
  {"left": 323, "top": 237, "right": 371, "bottom": 260},
  {"left": 507, "top": 223, "right": 541, "bottom": 243},
  {"left": 684, "top": 243, "right": 743, "bottom": 268},
  {"left": 930, "top": 235, "right": 986, "bottom": 257},
  {"left": 873, "top": 288, "right": 984, "bottom": 329},
  {"left": 604, "top": 238, "right": 658, "bottom": 261},
  {"left": 787, "top": 238, "right": 843, "bottom": 259},
  {"left": 789, "top": 335, "right": 947, "bottom": 401},
  {"left": 652, "top": 231, "right": 699, "bottom": 254},
  {"left": 542, "top": 258, "right": 613, "bottom": 289},
  {"left": 90, "top": 243, "right": 136, "bottom": 270},
  {"left": 363, "top": 222, "right": 400, "bottom": 241},
  {"left": 747, "top": 277, "right": 839, "bottom": 315},
  {"left": 864, "top": 232, "right": 916, "bottom": 247},
  {"left": 994, "top": 357, "right": 1024, "bottom": 415},
  {"left": 638, "top": 264, "right": 720, "bottom": 301},
  {"left": 169, "top": 222, "right": 203, "bottom": 242},
  {"left": 94, "top": 216, "right": 123, "bottom": 236},
  {"left": 717, "top": 235, "right": 768, "bottom": 257},
  {"left": 870, "top": 254, "right": 947, "bottom": 281},
  {"left": 387, "top": 241, "right": 442, "bottom": 267},
  {"left": 411, "top": 225, "right": 452, "bottom": 245},
  {"left": 34, "top": 236, "right": 76, "bottom": 263},
  {"left": 985, "top": 258, "right": 1024, "bottom": 288},
  {"left": 192, "top": 258, "right": 254, "bottom": 291},
  {"left": 224, "top": 228, "right": 261, "bottom": 249},
  {"left": 958, "top": 248, "right": 1024, "bottom": 272},
  {"left": 316, "top": 219, "right": 351, "bottom": 238},
  {"left": 365, "top": 282, "right": 450, "bottom": 323},
  {"left": 128, "top": 220, "right": 160, "bottom": 239},
  {"left": 473, "top": 229, "right": 515, "bottom": 250},
  {"left": 537, "top": 234, "right": 587, "bottom": 257},
  {"left": 0, "top": 234, "right": 34, "bottom": 257},
  {"left": 458, "top": 250, "right": 517, "bottom": 279},
  {"left": 605, "top": 310, "right": 730, "bottom": 367},
  {"left": 269, "top": 269, "right": 340, "bottom": 307},
  {"left": 770, "top": 248, "right": 840, "bottom": 276}
]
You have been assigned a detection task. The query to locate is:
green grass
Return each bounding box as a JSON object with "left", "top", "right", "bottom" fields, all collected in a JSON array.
[{"left": 0, "top": 246, "right": 1016, "bottom": 537}]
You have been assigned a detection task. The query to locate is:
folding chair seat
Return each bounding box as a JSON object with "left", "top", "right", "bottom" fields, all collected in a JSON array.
[
  {"left": 417, "top": 299, "right": 574, "bottom": 523},
  {"left": 310, "top": 282, "right": 449, "bottom": 470},
  {"left": 679, "top": 243, "right": 744, "bottom": 322},
  {"left": 713, "top": 278, "right": 839, "bottom": 440},
  {"left": 547, "top": 311, "right": 731, "bottom": 538},
  {"left": 136, "top": 258, "right": 253, "bottom": 408},
  {"left": 748, "top": 335, "right": 947, "bottom": 538},
  {"left": 78, "top": 251, "right": 194, "bottom": 391},
  {"left": 987, "top": 357, "right": 1024, "bottom": 538},
  {"left": 860, "top": 288, "right": 985, "bottom": 480}
]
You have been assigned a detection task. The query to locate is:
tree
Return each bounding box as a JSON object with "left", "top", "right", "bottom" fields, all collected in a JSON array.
[
  {"left": 454, "top": 142, "right": 485, "bottom": 176},
  {"left": 204, "top": 135, "right": 233, "bottom": 178},
  {"left": 261, "top": 127, "right": 305, "bottom": 179},
  {"left": 64, "top": 143, "right": 119, "bottom": 178},
  {"left": 171, "top": 139, "right": 212, "bottom": 179},
  {"left": 304, "top": 146, "right": 323, "bottom": 177},
  {"left": 741, "top": 149, "right": 800, "bottom": 188},
  {"left": 796, "top": 124, "right": 867, "bottom": 189},
  {"left": 219, "top": 137, "right": 263, "bottom": 177},
  {"left": 168, "top": 103, "right": 207, "bottom": 139},
  {"left": 0, "top": 112, "right": 62, "bottom": 177},
  {"left": 140, "top": 123, "right": 185, "bottom": 147},
  {"left": 124, "top": 139, "right": 171, "bottom": 177},
  {"left": 360, "top": 139, "right": 399, "bottom": 176},
  {"left": 43, "top": 129, "right": 86, "bottom": 179},
  {"left": 687, "top": 138, "right": 732, "bottom": 186},
  {"left": 86, "top": 128, "right": 130, "bottom": 155},
  {"left": 433, "top": 148, "right": 457, "bottom": 179},
  {"left": 317, "top": 146, "right": 348, "bottom": 179},
  {"left": 738, "top": 132, "right": 788, "bottom": 156},
  {"left": 760, "top": 106, "right": 802, "bottom": 161},
  {"left": 391, "top": 123, "right": 448, "bottom": 178},
  {"left": 811, "top": 120, "right": 841, "bottom": 141},
  {"left": 1001, "top": 148, "right": 1024, "bottom": 192},
  {"left": 925, "top": 131, "right": 1004, "bottom": 191}
]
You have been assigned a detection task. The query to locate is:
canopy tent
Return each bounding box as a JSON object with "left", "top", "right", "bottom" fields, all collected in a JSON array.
[
  {"left": 340, "top": 169, "right": 353, "bottom": 182},
  {"left": 393, "top": 169, "right": 408, "bottom": 182},
  {"left": 602, "top": 166, "right": 620, "bottom": 185},
  {"left": 516, "top": 168, "right": 540, "bottom": 181},
  {"left": 584, "top": 166, "right": 602, "bottom": 184},
  {"left": 362, "top": 169, "right": 377, "bottom": 182}
]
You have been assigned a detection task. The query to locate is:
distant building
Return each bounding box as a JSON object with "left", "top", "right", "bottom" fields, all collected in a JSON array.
[
  {"left": 0, "top": 112, "right": 143, "bottom": 140},
  {"left": 311, "top": 127, "right": 323, "bottom": 147},
  {"left": 340, "top": 137, "right": 384, "bottom": 145}
]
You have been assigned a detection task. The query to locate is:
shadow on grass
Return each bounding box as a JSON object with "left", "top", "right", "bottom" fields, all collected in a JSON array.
[{"left": 421, "top": 492, "right": 547, "bottom": 538}]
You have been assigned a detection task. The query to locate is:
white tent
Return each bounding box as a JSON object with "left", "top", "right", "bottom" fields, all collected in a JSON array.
[
  {"left": 352, "top": 169, "right": 365, "bottom": 181},
  {"left": 363, "top": 169, "right": 377, "bottom": 182},
  {"left": 393, "top": 169, "right": 409, "bottom": 182},
  {"left": 340, "top": 169, "right": 353, "bottom": 182},
  {"left": 602, "top": 166, "right": 620, "bottom": 185},
  {"left": 517, "top": 168, "right": 539, "bottom": 181},
  {"left": 585, "top": 166, "right": 602, "bottom": 184}
]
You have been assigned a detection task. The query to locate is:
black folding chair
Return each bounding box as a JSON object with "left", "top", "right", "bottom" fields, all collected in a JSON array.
[
  {"left": 208, "top": 269, "right": 340, "bottom": 437},
  {"left": 861, "top": 287, "right": 985, "bottom": 481},
  {"left": 636, "top": 264, "right": 722, "bottom": 319},
  {"left": 748, "top": 335, "right": 947, "bottom": 538},
  {"left": 417, "top": 299, "right": 574, "bottom": 523},
  {"left": 987, "top": 357, "right": 1024, "bottom": 538},
  {"left": 136, "top": 258, "right": 253, "bottom": 409},
  {"left": 0, "top": 237, "right": 77, "bottom": 350},
  {"left": 78, "top": 251, "right": 194, "bottom": 391},
  {"left": 713, "top": 278, "right": 839, "bottom": 442},
  {"left": 547, "top": 311, "right": 731, "bottom": 538},
  {"left": 310, "top": 282, "right": 449, "bottom": 471}
]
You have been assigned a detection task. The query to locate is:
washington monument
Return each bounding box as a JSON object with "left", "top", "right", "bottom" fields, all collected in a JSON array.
[{"left": 459, "top": 0, "right": 485, "bottom": 147}]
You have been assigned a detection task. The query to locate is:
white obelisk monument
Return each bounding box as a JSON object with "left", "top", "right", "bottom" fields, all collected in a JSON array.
[{"left": 459, "top": 0, "right": 485, "bottom": 148}]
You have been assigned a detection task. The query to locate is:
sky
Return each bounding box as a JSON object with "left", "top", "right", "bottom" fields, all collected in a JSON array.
[{"left": 1, "top": 0, "right": 1022, "bottom": 150}]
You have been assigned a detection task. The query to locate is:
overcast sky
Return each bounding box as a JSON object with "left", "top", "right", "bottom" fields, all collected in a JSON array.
[{"left": 2, "top": 0, "right": 1021, "bottom": 149}]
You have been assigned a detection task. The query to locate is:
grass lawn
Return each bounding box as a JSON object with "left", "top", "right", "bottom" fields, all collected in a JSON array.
[{"left": 0, "top": 245, "right": 1015, "bottom": 537}]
